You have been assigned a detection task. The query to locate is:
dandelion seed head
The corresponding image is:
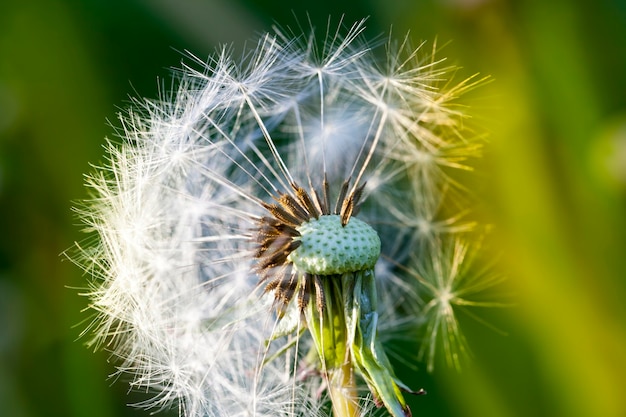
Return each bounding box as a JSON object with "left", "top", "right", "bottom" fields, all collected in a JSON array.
[{"left": 70, "top": 16, "right": 498, "bottom": 417}]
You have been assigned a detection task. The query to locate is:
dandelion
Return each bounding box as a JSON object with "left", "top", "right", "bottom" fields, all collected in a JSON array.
[{"left": 70, "top": 17, "right": 497, "bottom": 417}]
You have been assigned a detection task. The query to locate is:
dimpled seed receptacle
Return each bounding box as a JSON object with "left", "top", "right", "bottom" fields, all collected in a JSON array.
[{"left": 288, "top": 215, "right": 381, "bottom": 275}]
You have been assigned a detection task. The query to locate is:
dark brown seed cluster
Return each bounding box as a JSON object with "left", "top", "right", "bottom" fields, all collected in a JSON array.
[{"left": 254, "top": 176, "right": 366, "bottom": 314}]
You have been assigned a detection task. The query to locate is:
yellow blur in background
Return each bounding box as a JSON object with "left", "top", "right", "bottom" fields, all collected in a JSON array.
[{"left": 1, "top": 0, "right": 625, "bottom": 416}]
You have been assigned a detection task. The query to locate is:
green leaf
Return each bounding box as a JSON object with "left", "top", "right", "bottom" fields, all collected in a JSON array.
[{"left": 346, "top": 271, "right": 412, "bottom": 417}]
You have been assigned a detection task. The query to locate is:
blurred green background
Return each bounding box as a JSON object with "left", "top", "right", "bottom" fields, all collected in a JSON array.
[{"left": 1, "top": 0, "right": 625, "bottom": 416}]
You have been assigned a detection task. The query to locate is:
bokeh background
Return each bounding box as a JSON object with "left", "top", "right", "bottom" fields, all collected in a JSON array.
[{"left": 1, "top": 0, "right": 625, "bottom": 416}]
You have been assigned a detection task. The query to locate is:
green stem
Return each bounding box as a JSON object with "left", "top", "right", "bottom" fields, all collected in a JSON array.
[
  {"left": 328, "top": 359, "right": 359, "bottom": 417},
  {"left": 306, "top": 271, "right": 413, "bottom": 416},
  {"left": 306, "top": 277, "right": 362, "bottom": 417}
]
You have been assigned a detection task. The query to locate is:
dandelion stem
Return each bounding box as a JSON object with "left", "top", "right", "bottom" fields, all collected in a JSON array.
[
  {"left": 328, "top": 359, "right": 360, "bottom": 417},
  {"left": 306, "top": 278, "right": 363, "bottom": 417}
]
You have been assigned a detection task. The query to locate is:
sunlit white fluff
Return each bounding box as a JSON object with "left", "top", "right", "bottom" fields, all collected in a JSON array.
[{"left": 71, "top": 17, "right": 497, "bottom": 417}]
